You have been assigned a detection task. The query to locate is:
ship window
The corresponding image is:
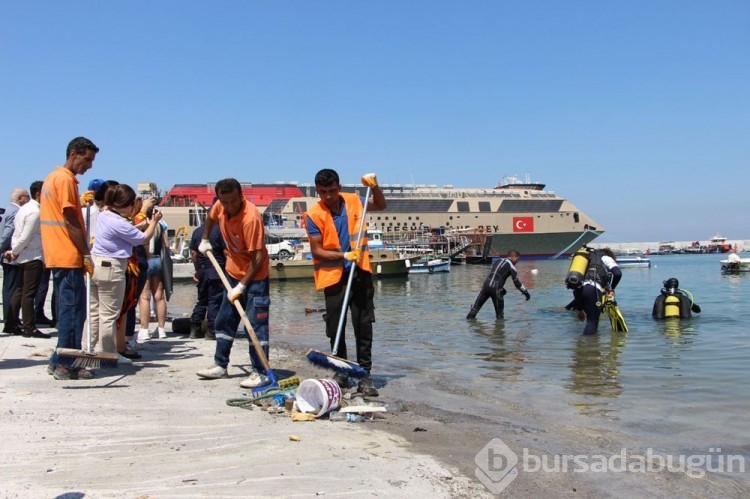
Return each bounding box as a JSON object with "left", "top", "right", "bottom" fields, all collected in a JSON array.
[
  {"left": 292, "top": 201, "right": 307, "bottom": 213},
  {"left": 478, "top": 201, "right": 491, "bottom": 212},
  {"left": 497, "top": 200, "right": 563, "bottom": 213},
  {"left": 457, "top": 201, "right": 470, "bottom": 212},
  {"left": 574, "top": 212, "right": 579, "bottom": 223},
  {"left": 383, "top": 199, "right": 453, "bottom": 213}
]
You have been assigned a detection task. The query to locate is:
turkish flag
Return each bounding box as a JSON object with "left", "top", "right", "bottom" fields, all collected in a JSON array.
[{"left": 512, "top": 217, "right": 534, "bottom": 233}]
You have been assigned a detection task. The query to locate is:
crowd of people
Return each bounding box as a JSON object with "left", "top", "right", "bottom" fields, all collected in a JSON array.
[{"left": 1, "top": 136, "right": 701, "bottom": 395}]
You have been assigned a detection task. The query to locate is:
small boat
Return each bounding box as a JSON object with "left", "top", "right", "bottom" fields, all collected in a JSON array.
[
  {"left": 616, "top": 255, "right": 651, "bottom": 268},
  {"left": 270, "top": 248, "right": 414, "bottom": 281},
  {"left": 720, "top": 253, "right": 750, "bottom": 274},
  {"left": 409, "top": 256, "right": 451, "bottom": 274}
]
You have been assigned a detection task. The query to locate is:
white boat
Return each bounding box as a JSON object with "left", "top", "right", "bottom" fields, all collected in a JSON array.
[
  {"left": 616, "top": 255, "right": 651, "bottom": 268},
  {"left": 720, "top": 253, "right": 750, "bottom": 274},
  {"left": 408, "top": 257, "right": 451, "bottom": 274}
]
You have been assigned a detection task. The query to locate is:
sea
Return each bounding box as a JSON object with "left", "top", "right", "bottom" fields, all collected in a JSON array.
[{"left": 167, "top": 254, "right": 750, "bottom": 481}]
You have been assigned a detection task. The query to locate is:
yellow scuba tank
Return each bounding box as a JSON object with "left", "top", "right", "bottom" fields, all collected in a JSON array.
[
  {"left": 664, "top": 294, "right": 681, "bottom": 318},
  {"left": 565, "top": 248, "right": 590, "bottom": 289}
]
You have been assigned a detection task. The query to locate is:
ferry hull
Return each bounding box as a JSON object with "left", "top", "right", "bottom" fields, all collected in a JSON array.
[{"left": 485, "top": 231, "right": 602, "bottom": 259}]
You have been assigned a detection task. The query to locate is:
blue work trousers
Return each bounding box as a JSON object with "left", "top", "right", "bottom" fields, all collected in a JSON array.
[
  {"left": 213, "top": 277, "right": 270, "bottom": 372},
  {"left": 49, "top": 268, "right": 86, "bottom": 367}
]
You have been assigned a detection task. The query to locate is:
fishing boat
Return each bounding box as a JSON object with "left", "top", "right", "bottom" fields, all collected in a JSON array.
[
  {"left": 720, "top": 253, "right": 750, "bottom": 274},
  {"left": 408, "top": 256, "right": 451, "bottom": 274},
  {"left": 153, "top": 174, "right": 603, "bottom": 260}
]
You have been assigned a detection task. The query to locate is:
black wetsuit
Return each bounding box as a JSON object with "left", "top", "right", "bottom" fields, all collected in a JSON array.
[{"left": 467, "top": 258, "right": 528, "bottom": 319}]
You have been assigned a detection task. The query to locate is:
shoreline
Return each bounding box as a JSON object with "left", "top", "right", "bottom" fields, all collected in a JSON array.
[{"left": 2, "top": 325, "right": 747, "bottom": 497}]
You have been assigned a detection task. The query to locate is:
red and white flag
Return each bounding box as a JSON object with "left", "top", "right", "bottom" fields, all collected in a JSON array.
[{"left": 512, "top": 217, "right": 534, "bottom": 233}]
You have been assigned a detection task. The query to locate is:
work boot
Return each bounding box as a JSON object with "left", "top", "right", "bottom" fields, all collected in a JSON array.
[
  {"left": 196, "top": 364, "right": 228, "bottom": 379},
  {"left": 332, "top": 372, "right": 349, "bottom": 389},
  {"left": 205, "top": 329, "right": 216, "bottom": 341},
  {"left": 239, "top": 368, "right": 270, "bottom": 389},
  {"left": 189, "top": 324, "right": 204, "bottom": 339},
  {"left": 357, "top": 375, "right": 379, "bottom": 397}
]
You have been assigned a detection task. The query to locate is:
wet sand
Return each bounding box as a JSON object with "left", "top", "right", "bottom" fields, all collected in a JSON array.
[{"left": 1, "top": 325, "right": 747, "bottom": 498}]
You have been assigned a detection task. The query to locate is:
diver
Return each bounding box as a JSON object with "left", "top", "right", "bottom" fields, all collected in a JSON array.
[
  {"left": 564, "top": 247, "right": 623, "bottom": 335},
  {"left": 652, "top": 277, "right": 701, "bottom": 319}
]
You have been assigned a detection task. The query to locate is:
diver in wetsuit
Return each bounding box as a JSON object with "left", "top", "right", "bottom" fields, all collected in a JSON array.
[
  {"left": 652, "top": 277, "right": 701, "bottom": 319},
  {"left": 565, "top": 248, "right": 622, "bottom": 335}
]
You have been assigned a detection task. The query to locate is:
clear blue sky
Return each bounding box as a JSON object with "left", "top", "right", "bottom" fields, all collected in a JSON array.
[{"left": 2, "top": 1, "right": 748, "bottom": 242}]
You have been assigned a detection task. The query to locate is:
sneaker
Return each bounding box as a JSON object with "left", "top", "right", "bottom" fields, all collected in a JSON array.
[
  {"left": 357, "top": 375, "right": 379, "bottom": 397},
  {"left": 137, "top": 329, "right": 152, "bottom": 341},
  {"left": 156, "top": 328, "right": 167, "bottom": 339},
  {"left": 117, "top": 354, "right": 133, "bottom": 365},
  {"left": 205, "top": 329, "right": 216, "bottom": 341},
  {"left": 239, "top": 369, "right": 270, "bottom": 389},
  {"left": 119, "top": 349, "right": 142, "bottom": 360},
  {"left": 53, "top": 366, "right": 72, "bottom": 380},
  {"left": 196, "top": 364, "right": 228, "bottom": 379},
  {"left": 126, "top": 338, "right": 141, "bottom": 351},
  {"left": 332, "top": 372, "right": 349, "bottom": 389},
  {"left": 72, "top": 368, "right": 95, "bottom": 380},
  {"left": 47, "top": 363, "right": 56, "bottom": 375}
]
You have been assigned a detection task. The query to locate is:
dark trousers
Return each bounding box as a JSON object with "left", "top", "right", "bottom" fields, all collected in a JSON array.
[
  {"left": 323, "top": 268, "right": 375, "bottom": 372},
  {"left": 575, "top": 285, "right": 602, "bottom": 335},
  {"left": 468, "top": 284, "right": 506, "bottom": 319},
  {"left": 34, "top": 268, "right": 55, "bottom": 320},
  {"left": 190, "top": 269, "right": 223, "bottom": 329},
  {"left": 10, "top": 259, "right": 44, "bottom": 331},
  {"left": 2, "top": 262, "right": 21, "bottom": 329},
  {"left": 49, "top": 268, "right": 86, "bottom": 367},
  {"left": 126, "top": 260, "right": 149, "bottom": 338}
]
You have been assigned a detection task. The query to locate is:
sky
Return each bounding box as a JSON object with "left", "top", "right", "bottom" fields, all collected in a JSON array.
[{"left": 1, "top": 1, "right": 748, "bottom": 243}]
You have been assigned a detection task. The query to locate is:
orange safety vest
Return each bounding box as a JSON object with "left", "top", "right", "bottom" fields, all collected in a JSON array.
[{"left": 307, "top": 193, "right": 371, "bottom": 290}]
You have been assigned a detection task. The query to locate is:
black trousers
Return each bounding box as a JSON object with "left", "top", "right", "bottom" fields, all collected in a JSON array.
[
  {"left": 2, "top": 262, "right": 21, "bottom": 329},
  {"left": 190, "top": 268, "right": 223, "bottom": 329},
  {"left": 468, "top": 284, "right": 506, "bottom": 319},
  {"left": 10, "top": 259, "right": 44, "bottom": 331},
  {"left": 323, "top": 268, "right": 375, "bottom": 372}
]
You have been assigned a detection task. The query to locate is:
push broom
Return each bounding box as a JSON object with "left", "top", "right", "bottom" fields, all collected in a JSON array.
[
  {"left": 306, "top": 187, "right": 370, "bottom": 379},
  {"left": 56, "top": 204, "right": 119, "bottom": 369},
  {"left": 205, "top": 249, "right": 298, "bottom": 394}
]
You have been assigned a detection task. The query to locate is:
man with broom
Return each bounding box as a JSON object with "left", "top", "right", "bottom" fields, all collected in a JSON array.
[
  {"left": 40, "top": 136, "right": 99, "bottom": 380},
  {"left": 305, "top": 169, "right": 386, "bottom": 396},
  {"left": 195, "top": 178, "right": 272, "bottom": 389}
]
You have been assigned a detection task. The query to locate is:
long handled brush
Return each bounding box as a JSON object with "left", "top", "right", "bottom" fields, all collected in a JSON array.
[
  {"left": 306, "top": 187, "right": 371, "bottom": 379},
  {"left": 56, "top": 205, "right": 119, "bottom": 369},
  {"left": 205, "top": 249, "right": 292, "bottom": 394}
]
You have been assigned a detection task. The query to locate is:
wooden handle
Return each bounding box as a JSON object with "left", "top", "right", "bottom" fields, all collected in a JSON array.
[{"left": 205, "top": 250, "right": 270, "bottom": 372}]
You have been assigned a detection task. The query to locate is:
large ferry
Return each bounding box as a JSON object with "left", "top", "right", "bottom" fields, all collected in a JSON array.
[{"left": 153, "top": 176, "right": 603, "bottom": 259}]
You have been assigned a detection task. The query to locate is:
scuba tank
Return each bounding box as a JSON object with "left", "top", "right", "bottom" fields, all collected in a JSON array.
[
  {"left": 565, "top": 248, "right": 590, "bottom": 289},
  {"left": 664, "top": 294, "right": 681, "bottom": 318}
]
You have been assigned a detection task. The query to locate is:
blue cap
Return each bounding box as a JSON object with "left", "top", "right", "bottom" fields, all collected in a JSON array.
[{"left": 87, "top": 178, "right": 105, "bottom": 192}]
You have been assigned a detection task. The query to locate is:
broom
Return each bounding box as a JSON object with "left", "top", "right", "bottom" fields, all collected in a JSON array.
[
  {"left": 56, "top": 204, "right": 119, "bottom": 369},
  {"left": 306, "top": 187, "right": 370, "bottom": 379},
  {"left": 205, "top": 250, "right": 297, "bottom": 394}
]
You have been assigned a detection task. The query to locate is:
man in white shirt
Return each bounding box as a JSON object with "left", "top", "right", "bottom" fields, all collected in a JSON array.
[
  {"left": 4, "top": 181, "right": 49, "bottom": 338},
  {"left": 1, "top": 187, "right": 30, "bottom": 334}
]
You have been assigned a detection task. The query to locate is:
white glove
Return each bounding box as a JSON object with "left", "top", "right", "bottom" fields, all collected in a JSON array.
[
  {"left": 229, "top": 283, "right": 246, "bottom": 304},
  {"left": 361, "top": 173, "right": 378, "bottom": 187},
  {"left": 198, "top": 239, "right": 212, "bottom": 255}
]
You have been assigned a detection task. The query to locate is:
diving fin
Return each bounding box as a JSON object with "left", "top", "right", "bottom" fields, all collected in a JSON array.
[{"left": 607, "top": 302, "right": 629, "bottom": 332}]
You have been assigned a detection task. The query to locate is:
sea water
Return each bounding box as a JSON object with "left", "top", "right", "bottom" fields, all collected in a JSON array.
[{"left": 169, "top": 254, "right": 750, "bottom": 466}]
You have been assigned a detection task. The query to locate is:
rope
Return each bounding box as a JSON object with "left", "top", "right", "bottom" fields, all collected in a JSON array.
[{"left": 549, "top": 228, "right": 601, "bottom": 260}]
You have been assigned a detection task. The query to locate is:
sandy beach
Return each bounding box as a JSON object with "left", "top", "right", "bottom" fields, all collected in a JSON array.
[{"left": 1, "top": 321, "right": 747, "bottom": 498}]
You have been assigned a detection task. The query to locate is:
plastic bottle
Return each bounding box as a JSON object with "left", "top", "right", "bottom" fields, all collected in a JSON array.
[{"left": 329, "top": 411, "right": 366, "bottom": 423}]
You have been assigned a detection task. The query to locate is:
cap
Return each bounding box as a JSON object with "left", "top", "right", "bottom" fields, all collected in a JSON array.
[{"left": 87, "top": 178, "right": 105, "bottom": 192}]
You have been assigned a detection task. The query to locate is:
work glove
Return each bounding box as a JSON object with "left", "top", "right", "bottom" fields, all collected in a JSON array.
[
  {"left": 523, "top": 291, "right": 531, "bottom": 301},
  {"left": 343, "top": 248, "right": 361, "bottom": 261},
  {"left": 361, "top": 173, "right": 378, "bottom": 187},
  {"left": 229, "top": 282, "right": 245, "bottom": 304},
  {"left": 80, "top": 190, "right": 95, "bottom": 206},
  {"left": 198, "top": 239, "right": 212, "bottom": 255},
  {"left": 83, "top": 255, "right": 95, "bottom": 276}
]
